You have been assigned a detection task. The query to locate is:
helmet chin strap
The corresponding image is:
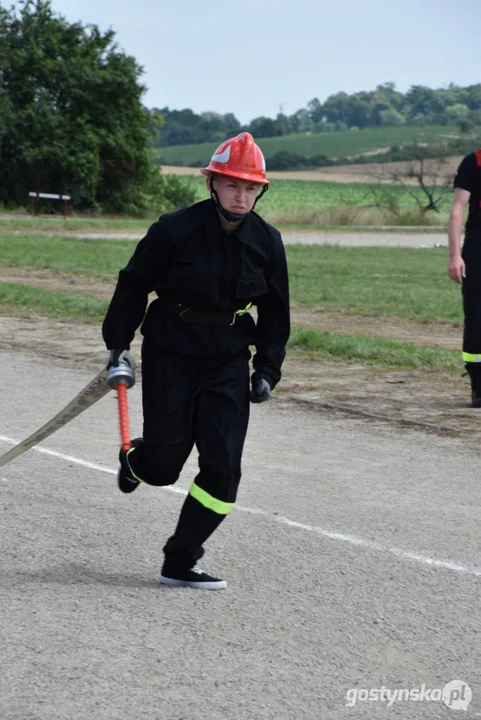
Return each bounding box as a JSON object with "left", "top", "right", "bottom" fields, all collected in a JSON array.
[
  {"left": 209, "top": 177, "right": 246, "bottom": 223},
  {"left": 209, "top": 177, "right": 268, "bottom": 224}
]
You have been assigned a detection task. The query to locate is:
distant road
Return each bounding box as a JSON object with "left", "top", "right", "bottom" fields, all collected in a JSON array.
[
  {"left": 281, "top": 230, "right": 447, "bottom": 247},
  {"left": 0, "top": 214, "right": 447, "bottom": 246},
  {"left": 31, "top": 230, "right": 447, "bottom": 247}
]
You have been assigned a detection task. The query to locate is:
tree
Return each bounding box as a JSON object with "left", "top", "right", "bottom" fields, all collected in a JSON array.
[
  {"left": 246, "top": 116, "right": 277, "bottom": 138},
  {"left": 465, "top": 84, "right": 481, "bottom": 110},
  {"left": 152, "top": 107, "right": 242, "bottom": 147},
  {"left": 273, "top": 112, "right": 290, "bottom": 136},
  {"left": 444, "top": 103, "right": 469, "bottom": 124},
  {"left": 458, "top": 118, "right": 473, "bottom": 134},
  {"left": 391, "top": 157, "right": 452, "bottom": 213},
  {"left": 288, "top": 108, "right": 313, "bottom": 134},
  {"left": 345, "top": 94, "right": 372, "bottom": 128},
  {"left": 366, "top": 148, "right": 453, "bottom": 216},
  {"left": 0, "top": 0, "right": 194, "bottom": 213},
  {"left": 322, "top": 91, "right": 352, "bottom": 124},
  {"left": 307, "top": 98, "right": 324, "bottom": 125},
  {"left": 405, "top": 85, "right": 446, "bottom": 124},
  {"left": 374, "top": 82, "right": 404, "bottom": 112},
  {"left": 222, "top": 113, "right": 241, "bottom": 137},
  {"left": 379, "top": 108, "right": 405, "bottom": 127}
]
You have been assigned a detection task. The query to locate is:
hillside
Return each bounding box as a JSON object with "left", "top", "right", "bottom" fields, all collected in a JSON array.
[
  {"left": 155, "top": 126, "right": 479, "bottom": 167},
  {"left": 161, "top": 156, "right": 463, "bottom": 185}
]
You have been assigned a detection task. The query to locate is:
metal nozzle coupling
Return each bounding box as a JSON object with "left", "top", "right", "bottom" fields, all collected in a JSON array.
[{"left": 106, "top": 361, "right": 136, "bottom": 389}]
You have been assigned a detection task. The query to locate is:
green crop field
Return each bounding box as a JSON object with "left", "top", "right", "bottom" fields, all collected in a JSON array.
[
  {"left": 0, "top": 175, "right": 452, "bottom": 228},
  {"left": 178, "top": 176, "right": 451, "bottom": 226},
  {"left": 155, "top": 125, "right": 477, "bottom": 166}
]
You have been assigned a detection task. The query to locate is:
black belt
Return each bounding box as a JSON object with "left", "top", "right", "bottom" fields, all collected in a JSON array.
[{"left": 166, "top": 302, "right": 237, "bottom": 326}]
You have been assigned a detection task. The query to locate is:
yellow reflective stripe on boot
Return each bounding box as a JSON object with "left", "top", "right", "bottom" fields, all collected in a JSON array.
[
  {"left": 126, "top": 447, "right": 147, "bottom": 484},
  {"left": 189, "top": 482, "right": 234, "bottom": 515},
  {"left": 462, "top": 352, "right": 481, "bottom": 363},
  {"left": 235, "top": 302, "right": 252, "bottom": 317}
]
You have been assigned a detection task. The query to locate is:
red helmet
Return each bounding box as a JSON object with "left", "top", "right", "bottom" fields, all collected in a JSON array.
[{"left": 201, "top": 132, "right": 269, "bottom": 185}]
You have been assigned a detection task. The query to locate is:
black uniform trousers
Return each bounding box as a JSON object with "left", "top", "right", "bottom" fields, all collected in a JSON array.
[
  {"left": 462, "top": 236, "right": 481, "bottom": 362},
  {"left": 127, "top": 339, "right": 251, "bottom": 570}
]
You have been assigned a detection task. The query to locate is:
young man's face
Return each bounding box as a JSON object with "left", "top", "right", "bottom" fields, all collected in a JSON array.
[{"left": 208, "top": 174, "right": 261, "bottom": 215}]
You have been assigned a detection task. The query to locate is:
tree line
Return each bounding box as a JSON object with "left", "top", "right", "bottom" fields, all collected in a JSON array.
[
  {"left": 150, "top": 82, "right": 481, "bottom": 148},
  {"left": 0, "top": 0, "right": 195, "bottom": 213},
  {"left": 2, "top": 1, "right": 480, "bottom": 214}
]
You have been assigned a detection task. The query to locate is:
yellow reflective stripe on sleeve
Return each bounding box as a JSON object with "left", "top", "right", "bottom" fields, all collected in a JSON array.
[
  {"left": 462, "top": 352, "right": 481, "bottom": 363},
  {"left": 189, "top": 482, "right": 234, "bottom": 515},
  {"left": 235, "top": 302, "right": 252, "bottom": 316}
]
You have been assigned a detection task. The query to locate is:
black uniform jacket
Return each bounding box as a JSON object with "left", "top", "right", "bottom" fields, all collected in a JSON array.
[
  {"left": 102, "top": 199, "right": 290, "bottom": 389},
  {"left": 454, "top": 150, "right": 481, "bottom": 237}
]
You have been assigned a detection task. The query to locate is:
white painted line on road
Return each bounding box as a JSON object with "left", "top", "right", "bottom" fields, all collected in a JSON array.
[
  {"left": 0, "top": 436, "right": 192, "bottom": 496},
  {"left": 276, "top": 516, "right": 481, "bottom": 576},
  {"left": 36, "top": 446, "right": 118, "bottom": 474},
  {"left": 1, "top": 434, "right": 480, "bottom": 579}
]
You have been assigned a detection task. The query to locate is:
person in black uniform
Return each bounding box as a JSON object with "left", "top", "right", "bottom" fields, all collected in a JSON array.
[
  {"left": 102, "top": 132, "right": 290, "bottom": 589},
  {"left": 448, "top": 149, "right": 481, "bottom": 407}
]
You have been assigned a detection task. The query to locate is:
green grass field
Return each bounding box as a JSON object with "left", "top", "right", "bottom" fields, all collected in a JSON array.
[
  {"left": 155, "top": 125, "right": 476, "bottom": 166},
  {"left": 0, "top": 234, "right": 462, "bottom": 370},
  {"left": 287, "top": 245, "right": 459, "bottom": 321},
  {"left": 0, "top": 235, "right": 459, "bottom": 320},
  {"left": 0, "top": 234, "right": 132, "bottom": 278}
]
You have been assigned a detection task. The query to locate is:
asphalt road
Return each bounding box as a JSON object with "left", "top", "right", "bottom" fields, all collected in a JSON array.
[
  {"left": 30, "top": 229, "right": 448, "bottom": 247},
  {"left": 281, "top": 230, "right": 447, "bottom": 247},
  {"left": 0, "top": 348, "right": 479, "bottom": 719},
  {"left": 0, "top": 212, "right": 448, "bottom": 247}
]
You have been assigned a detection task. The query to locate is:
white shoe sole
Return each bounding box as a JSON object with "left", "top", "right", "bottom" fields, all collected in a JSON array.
[{"left": 159, "top": 575, "right": 227, "bottom": 590}]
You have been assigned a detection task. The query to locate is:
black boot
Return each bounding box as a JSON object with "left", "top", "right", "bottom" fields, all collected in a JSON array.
[{"left": 465, "top": 364, "right": 481, "bottom": 408}]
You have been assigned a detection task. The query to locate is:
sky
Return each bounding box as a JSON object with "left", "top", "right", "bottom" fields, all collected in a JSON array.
[{"left": 16, "top": 0, "right": 481, "bottom": 124}]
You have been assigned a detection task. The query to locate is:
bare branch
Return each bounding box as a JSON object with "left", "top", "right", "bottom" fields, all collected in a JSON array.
[{"left": 362, "top": 148, "right": 452, "bottom": 216}]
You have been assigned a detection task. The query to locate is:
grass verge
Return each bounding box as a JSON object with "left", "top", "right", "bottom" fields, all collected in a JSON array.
[
  {"left": 0, "top": 217, "right": 153, "bottom": 233},
  {"left": 289, "top": 328, "right": 459, "bottom": 370},
  {"left": 0, "top": 237, "right": 464, "bottom": 371},
  {"left": 0, "top": 283, "right": 461, "bottom": 372},
  {"left": 0, "top": 234, "right": 134, "bottom": 278},
  {"left": 0, "top": 283, "right": 107, "bottom": 322}
]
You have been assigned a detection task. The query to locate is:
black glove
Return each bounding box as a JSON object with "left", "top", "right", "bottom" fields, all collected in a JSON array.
[
  {"left": 250, "top": 377, "right": 271, "bottom": 404},
  {"left": 107, "top": 349, "right": 136, "bottom": 370}
]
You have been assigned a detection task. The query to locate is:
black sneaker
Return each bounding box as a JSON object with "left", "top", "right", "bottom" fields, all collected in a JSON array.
[
  {"left": 159, "top": 564, "right": 227, "bottom": 590},
  {"left": 117, "top": 437, "right": 144, "bottom": 494}
]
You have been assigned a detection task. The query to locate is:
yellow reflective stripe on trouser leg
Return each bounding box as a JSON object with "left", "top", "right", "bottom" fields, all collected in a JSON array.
[
  {"left": 126, "top": 447, "right": 147, "bottom": 484},
  {"left": 189, "top": 482, "right": 234, "bottom": 515},
  {"left": 462, "top": 352, "right": 481, "bottom": 363}
]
